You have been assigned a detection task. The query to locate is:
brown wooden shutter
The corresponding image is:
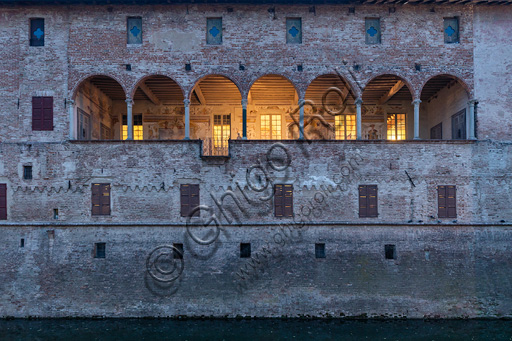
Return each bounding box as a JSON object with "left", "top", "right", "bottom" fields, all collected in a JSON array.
[
  {"left": 92, "top": 183, "right": 110, "bottom": 216},
  {"left": 0, "top": 184, "right": 7, "bottom": 220},
  {"left": 446, "top": 185, "right": 457, "bottom": 218},
  {"left": 32, "top": 97, "right": 43, "bottom": 130},
  {"left": 32, "top": 97, "right": 53, "bottom": 131},
  {"left": 42, "top": 97, "right": 53, "bottom": 131},
  {"left": 367, "top": 185, "right": 378, "bottom": 217},
  {"left": 274, "top": 184, "right": 284, "bottom": 217},
  {"left": 100, "top": 184, "right": 111, "bottom": 215},
  {"left": 181, "top": 184, "right": 200, "bottom": 217},
  {"left": 283, "top": 184, "right": 293, "bottom": 217},
  {"left": 438, "top": 185, "right": 447, "bottom": 218},
  {"left": 359, "top": 185, "right": 368, "bottom": 217}
]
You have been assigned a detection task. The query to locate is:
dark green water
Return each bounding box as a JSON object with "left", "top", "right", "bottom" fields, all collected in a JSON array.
[{"left": 1, "top": 319, "right": 511, "bottom": 340}]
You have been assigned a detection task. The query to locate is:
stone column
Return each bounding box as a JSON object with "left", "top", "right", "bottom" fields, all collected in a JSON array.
[
  {"left": 299, "top": 98, "right": 305, "bottom": 140},
  {"left": 184, "top": 99, "right": 190, "bottom": 140},
  {"left": 126, "top": 98, "right": 133, "bottom": 140},
  {"left": 468, "top": 99, "right": 476, "bottom": 140},
  {"left": 241, "top": 99, "right": 248, "bottom": 140},
  {"left": 355, "top": 97, "right": 363, "bottom": 140},
  {"left": 68, "top": 99, "right": 75, "bottom": 140},
  {"left": 413, "top": 99, "right": 421, "bottom": 140}
]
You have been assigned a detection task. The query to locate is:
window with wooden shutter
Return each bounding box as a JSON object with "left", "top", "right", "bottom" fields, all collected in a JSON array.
[
  {"left": 274, "top": 184, "right": 293, "bottom": 217},
  {"left": 30, "top": 18, "right": 44, "bottom": 46},
  {"left": 32, "top": 96, "right": 53, "bottom": 131},
  {"left": 0, "top": 184, "right": 7, "bottom": 220},
  {"left": 365, "top": 18, "right": 381, "bottom": 44},
  {"left": 438, "top": 185, "right": 457, "bottom": 218},
  {"left": 92, "top": 183, "right": 111, "bottom": 216},
  {"left": 127, "top": 17, "right": 142, "bottom": 44},
  {"left": 180, "top": 184, "right": 200, "bottom": 217},
  {"left": 207, "top": 18, "right": 222, "bottom": 45},
  {"left": 286, "top": 18, "right": 302, "bottom": 44},
  {"left": 359, "top": 185, "right": 378, "bottom": 218},
  {"left": 444, "top": 17, "right": 459, "bottom": 44}
]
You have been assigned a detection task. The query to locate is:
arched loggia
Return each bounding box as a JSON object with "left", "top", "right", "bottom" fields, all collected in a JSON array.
[
  {"left": 361, "top": 74, "right": 414, "bottom": 140},
  {"left": 420, "top": 75, "right": 473, "bottom": 140},
  {"left": 71, "top": 75, "right": 126, "bottom": 140}
]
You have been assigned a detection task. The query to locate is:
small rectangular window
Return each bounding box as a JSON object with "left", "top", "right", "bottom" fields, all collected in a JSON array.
[
  {"left": 180, "top": 184, "right": 200, "bottom": 217},
  {"left": 173, "top": 243, "right": 184, "bottom": 259},
  {"left": 260, "top": 114, "right": 281, "bottom": 140},
  {"left": 240, "top": 243, "right": 251, "bottom": 258},
  {"left": 365, "top": 18, "right": 381, "bottom": 44},
  {"left": 385, "top": 244, "right": 396, "bottom": 260},
  {"left": 359, "top": 185, "right": 378, "bottom": 218},
  {"left": 122, "top": 114, "right": 143, "bottom": 140},
  {"left": 30, "top": 18, "right": 44, "bottom": 46},
  {"left": 315, "top": 243, "right": 326, "bottom": 258},
  {"left": 94, "top": 242, "right": 106, "bottom": 258},
  {"left": 23, "top": 166, "right": 33, "bottom": 180},
  {"left": 0, "top": 184, "right": 6, "bottom": 220},
  {"left": 92, "top": 183, "right": 111, "bottom": 216},
  {"left": 451, "top": 109, "right": 466, "bottom": 140},
  {"left": 127, "top": 17, "right": 142, "bottom": 44},
  {"left": 444, "top": 17, "right": 459, "bottom": 44},
  {"left": 438, "top": 185, "right": 457, "bottom": 218},
  {"left": 286, "top": 18, "right": 302, "bottom": 44},
  {"left": 207, "top": 18, "right": 222, "bottom": 45},
  {"left": 430, "top": 122, "right": 442, "bottom": 140},
  {"left": 274, "top": 184, "right": 293, "bottom": 217},
  {"left": 32, "top": 97, "right": 53, "bottom": 131}
]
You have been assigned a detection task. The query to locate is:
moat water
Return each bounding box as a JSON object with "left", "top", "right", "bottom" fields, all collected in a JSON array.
[{"left": 1, "top": 319, "right": 511, "bottom": 340}]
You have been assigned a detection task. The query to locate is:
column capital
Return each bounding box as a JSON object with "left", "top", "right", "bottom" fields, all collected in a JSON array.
[
  {"left": 125, "top": 98, "right": 133, "bottom": 105},
  {"left": 241, "top": 99, "right": 248, "bottom": 108},
  {"left": 468, "top": 99, "right": 477, "bottom": 105},
  {"left": 412, "top": 99, "right": 422, "bottom": 105},
  {"left": 183, "top": 99, "right": 191, "bottom": 107},
  {"left": 355, "top": 97, "right": 363, "bottom": 105},
  {"left": 298, "top": 98, "right": 306, "bottom": 106},
  {"left": 67, "top": 99, "right": 75, "bottom": 105}
]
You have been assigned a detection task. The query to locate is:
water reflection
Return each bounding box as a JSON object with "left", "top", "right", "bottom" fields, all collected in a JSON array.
[{"left": 1, "top": 319, "right": 511, "bottom": 341}]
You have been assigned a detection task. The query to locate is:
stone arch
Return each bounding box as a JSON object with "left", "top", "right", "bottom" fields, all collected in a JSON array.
[
  {"left": 129, "top": 74, "right": 185, "bottom": 100},
  {"left": 70, "top": 73, "right": 127, "bottom": 100},
  {"left": 419, "top": 73, "right": 472, "bottom": 99},
  {"left": 362, "top": 72, "right": 415, "bottom": 99},
  {"left": 188, "top": 73, "right": 243, "bottom": 100},
  {"left": 304, "top": 70, "right": 360, "bottom": 100},
  {"left": 247, "top": 73, "right": 300, "bottom": 99}
]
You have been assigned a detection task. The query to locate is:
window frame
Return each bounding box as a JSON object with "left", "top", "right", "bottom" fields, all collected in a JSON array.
[
  {"left": 437, "top": 185, "right": 457, "bottom": 218},
  {"left": 286, "top": 17, "right": 302, "bottom": 44},
  {"left": 127, "top": 17, "right": 142, "bottom": 45},
  {"left": 29, "top": 18, "right": 45, "bottom": 47},
  {"left": 91, "top": 183, "right": 111, "bottom": 216},
  {"left": 274, "top": 184, "right": 293, "bottom": 218},
  {"left": 365, "top": 17, "right": 381, "bottom": 44},
  {"left": 444, "top": 17, "right": 460, "bottom": 44},
  {"left": 335, "top": 114, "right": 356, "bottom": 140},
  {"left": 387, "top": 113, "right": 406, "bottom": 140},
  {"left": 359, "top": 185, "right": 378, "bottom": 218},
  {"left": 206, "top": 17, "right": 223, "bottom": 45},
  {"left": 32, "top": 96, "right": 53, "bottom": 131},
  {"left": 180, "top": 184, "right": 200, "bottom": 218}
]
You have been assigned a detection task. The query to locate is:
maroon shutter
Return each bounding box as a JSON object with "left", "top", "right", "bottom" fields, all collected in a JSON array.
[
  {"left": 438, "top": 186, "right": 447, "bottom": 218},
  {"left": 101, "top": 184, "right": 111, "bottom": 215},
  {"left": 368, "top": 185, "right": 378, "bottom": 217},
  {"left": 359, "top": 185, "right": 367, "bottom": 218},
  {"left": 190, "top": 184, "right": 200, "bottom": 217},
  {"left": 180, "top": 184, "right": 190, "bottom": 217},
  {"left": 42, "top": 97, "right": 53, "bottom": 131},
  {"left": 32, "top": 97, "right": 43, "bottom": 131},
  {"left": 92, "top": 183, "right": 101, "bottom": 215},
  {"left": 274, "top": 185, "right": 283, "bottom": 217},
  {"left": 283, "top": 184, "right": 293, "bottom": 217},
  {"left": 0, "top": 184, "right": 7, "bottom": 220},
  {"left": 446, "top": 185, "right": 457, "bottom": 218}
]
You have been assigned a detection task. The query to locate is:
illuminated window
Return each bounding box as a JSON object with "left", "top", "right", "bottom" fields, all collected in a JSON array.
[
  {"left": 335, "top": 115, "right": 356, "bottom": 140},
  {"left": 387, "top": 113, "right": 406, "bottom": 140},
  {"left": 122, "top": 114, "right": 143, "bottom": 140},
  {"left": 261, "top": 115, "right": 281, "bottom": 140},
  {"left": 213, "top": 114, "right": 230, "bottom": 155}
]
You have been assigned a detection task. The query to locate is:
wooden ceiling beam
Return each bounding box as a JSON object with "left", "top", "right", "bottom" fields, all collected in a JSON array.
[
  {"left": 194, "top": 84, "right": 207, "bottom": 105},
  {"left": 138, "top": 81, "right": 160, "bottom": 105},
  {"left": 378, "top": 80, "right": 405, "bottom": 105}
]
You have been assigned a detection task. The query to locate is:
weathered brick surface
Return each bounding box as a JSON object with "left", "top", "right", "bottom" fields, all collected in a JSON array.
[{"left": 0, "top": 2, "right": 511, "bottom": 317}]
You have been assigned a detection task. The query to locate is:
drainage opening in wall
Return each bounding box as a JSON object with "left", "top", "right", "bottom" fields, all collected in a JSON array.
[
  {"left": 315, "top": 243, "right": 325, "bottom": 258},
  {"left": 94, "top": 242, "right": 106, "bottom": 258},
  {"left": 20, "top": 238, "right": 24, "bottom": 248},
  {"left": 240, "top": 243, "right": 251, "bottom": 258},
  {"left": 385, "top": 244, "right": 396, "bottom": 260}
]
